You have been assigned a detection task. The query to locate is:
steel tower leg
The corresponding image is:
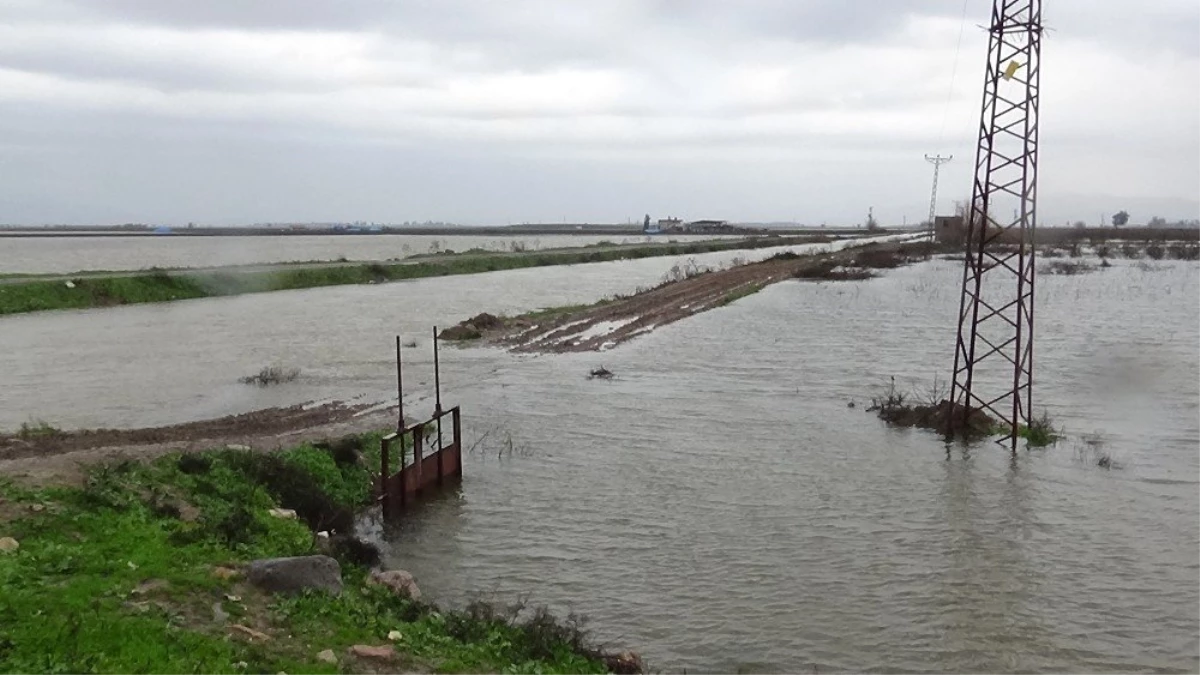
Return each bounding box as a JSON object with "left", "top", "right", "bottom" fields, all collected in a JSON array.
[{"left": 948, "top": 0, "right": 1042, "bottom": 452}]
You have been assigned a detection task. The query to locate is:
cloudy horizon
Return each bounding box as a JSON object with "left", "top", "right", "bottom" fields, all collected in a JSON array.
[{"left": 0, "top": 0, "right": 1196, "bottom": 227}]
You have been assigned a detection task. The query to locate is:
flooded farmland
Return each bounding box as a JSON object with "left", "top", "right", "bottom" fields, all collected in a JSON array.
[
  {"left": 0, "top": 248, "right": 1196, "bottom": 672},
  {"left": 0, "top": 233, "right": 730, "bottom": 275}
]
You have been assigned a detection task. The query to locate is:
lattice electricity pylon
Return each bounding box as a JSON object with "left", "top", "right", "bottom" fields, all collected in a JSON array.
[
  {"left": 925, "top": 154, "right": 952, "bottom": 241},
  {"left": 948, "top": 0, "right": 1042, "bottom": 451}
]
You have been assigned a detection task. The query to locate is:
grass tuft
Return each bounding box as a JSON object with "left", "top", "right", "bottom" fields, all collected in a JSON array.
[
  {"left": 719, "top": 284, "right": 763, "bottom": 306},
  {"left": 17, "top": 419, "right": 61, "bottom": 440}
]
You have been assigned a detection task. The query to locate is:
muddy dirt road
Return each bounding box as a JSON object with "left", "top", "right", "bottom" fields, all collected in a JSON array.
[
  {"left": 0, "top": 402, "right": 398, "bottom": 486},
  {"left": 445, "top": 240, "right": 935, "bottom": 353}
]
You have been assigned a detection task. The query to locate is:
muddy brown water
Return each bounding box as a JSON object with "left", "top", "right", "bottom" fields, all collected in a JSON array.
[
  {"left": 1, "top": 242, "right": 1196, "bottom": 672},
  {"left": 0, "top": 233, "right": 731, "bottom": 274}
]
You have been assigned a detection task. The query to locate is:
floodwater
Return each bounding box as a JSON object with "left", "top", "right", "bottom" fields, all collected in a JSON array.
[
  {"left": 0, "top": 233, "right": 728, "bottom": 275},
  {"left": 1, "top": 244, "right": 1196, "bottom": 673}
]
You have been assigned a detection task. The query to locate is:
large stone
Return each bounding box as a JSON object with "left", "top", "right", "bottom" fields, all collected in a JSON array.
[
  {"left": 246, "top": 555, "right": 342, "bottom": 596},
  {"left": 315, "top": 649, "right": 338, "bottom": 664},
  {"left": 212, "top": 566, "right": 241, "bottom": 580},
  {"left": 366, "top": 569, "right": 421, "bottom": 600},
  {"left": 604, "top": 650, "right": 645, "bottom": 674},
  {"left": 348, "top": 644, "right": 395, "bottom": 661},
  {"left": 0, "top": 537, "right": 18, "bottom": 553},
  {"left": 229, "top": 624, "right": 271, "bottom": 642}
]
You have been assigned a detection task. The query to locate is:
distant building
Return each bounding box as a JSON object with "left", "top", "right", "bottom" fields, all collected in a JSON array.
[
  {"left": 657, "top": 217, "right": 683, "bottom": 232},
  {"left": 934, "top": 215, "right": 965, "bottom": 245},
  {"left": 685, "top": 219, "right": 730, "bottom": 233}
]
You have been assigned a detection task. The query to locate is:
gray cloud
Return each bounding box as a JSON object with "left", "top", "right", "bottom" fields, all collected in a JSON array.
[{"left": 0, "top": 0, "right": 1196, "bottom": 226}]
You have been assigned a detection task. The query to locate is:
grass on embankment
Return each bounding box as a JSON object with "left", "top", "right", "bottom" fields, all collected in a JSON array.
[
  {"left": 0, "top": 434, "right": 610, "bottom": 674},
  {"left": 0, "top": 236, "right": 830, "bottom": 316}
]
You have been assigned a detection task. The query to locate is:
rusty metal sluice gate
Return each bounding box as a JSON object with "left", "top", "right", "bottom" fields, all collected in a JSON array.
[{"left": 378, "top": 328, "right": 463, "bottom": 518}]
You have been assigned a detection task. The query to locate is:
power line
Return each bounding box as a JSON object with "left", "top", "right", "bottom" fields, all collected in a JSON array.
[{"left": 937, "top": 0, "right": 973, "bottom": 149}]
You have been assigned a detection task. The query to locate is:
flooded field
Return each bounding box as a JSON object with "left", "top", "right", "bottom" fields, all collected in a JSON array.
[
  {"left": 0, "top": 247, "right": 1196, "bottom": 672},
  {"left": 0, "top": 233, "right": 730, "bottom": 275}
]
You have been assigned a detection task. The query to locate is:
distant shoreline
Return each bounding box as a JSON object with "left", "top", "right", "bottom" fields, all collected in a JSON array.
[
  {"left": 0, "top": 224, "right": 869, "bottom": 238},
  {"left": 0, "top": 234, "right": 846, "bottom": 316}
]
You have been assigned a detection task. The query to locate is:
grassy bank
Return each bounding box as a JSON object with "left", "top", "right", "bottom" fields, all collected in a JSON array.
[
  {"left": 0, "top": 434, "right": 617, "bottom": 674},
  {"left": 0, "top": 236, "right": 832, "bottom": 316}
]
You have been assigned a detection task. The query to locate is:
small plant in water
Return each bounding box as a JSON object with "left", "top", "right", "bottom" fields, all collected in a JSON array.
[
  {"left": 1074, "top": 432, "right": 1121, "bottom": 469},
  {"left": 868, "top": 376, "right": 906, "bottom": 413},
  {"left": 17, "top": 419, "right": 61, "bottom": 439},
  {"left": 1018, "top": 411, "right": 1060, "bottom": 447},
  {"left": 238, "top": 365, "right": 301, "bottom": 386}
]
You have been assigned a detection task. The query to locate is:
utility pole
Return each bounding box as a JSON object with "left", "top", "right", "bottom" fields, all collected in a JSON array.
[
  {"left": 948, "top": 0, "right": 1043, "bottom": 452},
  {"left": 925, "top": 154, "right": 953, "bottom": 240}
]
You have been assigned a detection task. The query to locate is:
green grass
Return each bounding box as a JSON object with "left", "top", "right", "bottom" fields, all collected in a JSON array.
[
  {"left": 1017, "top": 412, "right": 1060, "bottom": 447},
  {"left": 16, "top": 419, "right": 61, "bottom": 440},
  {"left": 0, "top": 236, "right": 826, "bottom": 316},
  {"left": 718, "top": 284, "right": 763, "bottom": 306},
  {"left": 0, "top": 435, "right": 609, "bottom": 674},
  {"left": 988, "top": 412, "right": 1061, "bottom": 448}
]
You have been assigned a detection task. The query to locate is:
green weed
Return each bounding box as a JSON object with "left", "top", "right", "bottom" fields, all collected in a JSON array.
[
  {"left": 1018, "top": 411, "right": 1061, "bottom": 447},
  {"left": 17, "top": 419, "right": 61, "bottom": 440},
  {"left": 719, "top": 284, "right": 763, "bottom": 306},
  {"left": 0, "top": 435, "right": 611, "bottom": 674}
]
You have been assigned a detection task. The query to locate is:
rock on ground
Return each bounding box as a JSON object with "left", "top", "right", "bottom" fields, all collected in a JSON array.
[
  {"left": 316, "top": 649, "right": 338, "bottom": 664},
  {"left": 245, "top": 555, "right": 342, "bottom": 596},
  {"left": 0, "top": 537, "right": 18, "bottom": 552},
  {"left": 367, "top": 569, "right": 421, "bottom": 600},
  {"left": 604, "top": 650, "right": 646, "bottom": 674}
]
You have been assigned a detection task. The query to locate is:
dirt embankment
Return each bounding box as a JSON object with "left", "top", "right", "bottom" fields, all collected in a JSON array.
[
  {"left": 442, "top": 240, "right": 942, "bottom": 354},
  {"left": 0, "top": 402, "right": 398, "bottom": 486}
]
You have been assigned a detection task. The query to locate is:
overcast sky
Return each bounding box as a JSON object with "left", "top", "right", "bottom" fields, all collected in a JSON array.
[{"left": 0, "top": 0, "right": 1196, "bottom": 227}]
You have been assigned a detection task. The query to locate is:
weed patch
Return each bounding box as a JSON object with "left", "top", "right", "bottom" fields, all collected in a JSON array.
[
  {"left": 867, "top": 378, "right": 998, "bottom": 440},
  {"left": 1016, "top": 411, "right": 1060, "bottom": 447},
  {"left": 0, "top": 435, "right": 617, "bottom": 674},
  {"left": 720, "top": 284, "right": 763, "bottom": 306},
  {"left": 17, "top": 419, "right": 61, "bottom": 440},
  {"left": 238, "top": 366, "right": 300, "bottom": 386}
]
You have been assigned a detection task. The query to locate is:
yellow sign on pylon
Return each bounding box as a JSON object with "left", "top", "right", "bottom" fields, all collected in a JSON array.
[{"left": 1003, "top": 60, "right": 1022, "bottom": 80}]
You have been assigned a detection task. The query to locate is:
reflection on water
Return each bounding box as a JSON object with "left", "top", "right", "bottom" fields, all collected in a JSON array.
[{"left": 1, "top": 251, "right": 1196, "bottom": 672}]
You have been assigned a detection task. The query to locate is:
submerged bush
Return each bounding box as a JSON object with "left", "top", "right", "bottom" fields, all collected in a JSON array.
[
  {"left": 1018, "top": 411, "right": 1060, "bottom": 447},
  {"left": 16, "top": 419, "right": 60, "bottom": 439},
  {"left": 238, "top": 365, "right": 300, "bottom": 386}
]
